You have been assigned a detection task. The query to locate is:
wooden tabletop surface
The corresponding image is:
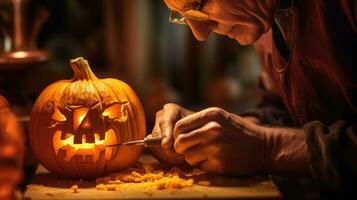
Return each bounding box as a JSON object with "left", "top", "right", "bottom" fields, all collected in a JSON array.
[{"left": 23, "top": 154, "right": 281, "bottom": 200}]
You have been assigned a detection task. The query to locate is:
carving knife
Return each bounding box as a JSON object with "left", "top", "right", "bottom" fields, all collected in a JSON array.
[{"left": 105, "top": 136, "right": 162, "bottom": 148}]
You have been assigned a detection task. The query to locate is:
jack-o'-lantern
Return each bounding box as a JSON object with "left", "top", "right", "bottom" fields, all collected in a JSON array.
[
  {"left": 29, "top": 57, "right": 146, "bottom": 178},
  {"left": 0, "top": 95, "right": 24, "bottom": 199}
]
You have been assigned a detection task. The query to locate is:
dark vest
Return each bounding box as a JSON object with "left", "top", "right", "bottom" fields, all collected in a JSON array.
[{"left": 260, "top": 0, "right": 357, "bottom": 126}]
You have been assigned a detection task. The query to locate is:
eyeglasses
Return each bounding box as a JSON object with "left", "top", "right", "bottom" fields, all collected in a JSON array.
[{"left": 169, "top": 0, "right": 209, "bottom": 25}]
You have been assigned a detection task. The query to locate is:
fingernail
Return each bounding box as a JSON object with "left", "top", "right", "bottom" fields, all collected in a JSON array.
[{"left": 162, "top": 136, "right": 168, "bottom": 144}]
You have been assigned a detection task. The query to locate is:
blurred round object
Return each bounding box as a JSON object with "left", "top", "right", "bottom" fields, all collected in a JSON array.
[
  {"left": 0, "top": 50, "right": 49, "bottom": 69},
  {"left": 0, "top": 95, "right": 24, "bottom": 200}
]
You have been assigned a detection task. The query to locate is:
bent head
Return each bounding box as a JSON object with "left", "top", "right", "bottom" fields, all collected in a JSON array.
[{"left": 164, "top": 0, "right": 275, "bottom": 45}]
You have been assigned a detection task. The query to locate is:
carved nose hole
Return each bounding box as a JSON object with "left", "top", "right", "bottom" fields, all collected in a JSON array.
[
  {"left": 73, "top": 107, "right": 89, "bottom": 131},
  {"left": 81, "top": 116, "right": 91, "bottom": 129}
]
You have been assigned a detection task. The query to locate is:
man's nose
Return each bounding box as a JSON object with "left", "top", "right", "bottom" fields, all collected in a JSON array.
[{"left": 186, "top": 20, "right": 217, "bottom": 41}]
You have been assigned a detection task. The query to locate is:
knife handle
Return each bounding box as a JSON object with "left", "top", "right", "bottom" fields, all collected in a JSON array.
[{"left": 143, "top": 136, "right": 162, "bottom": 147}]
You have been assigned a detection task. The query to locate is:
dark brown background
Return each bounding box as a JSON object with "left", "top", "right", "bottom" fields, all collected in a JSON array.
[{"left": 0, "top": 0, "right": 262, "bottom": 129}]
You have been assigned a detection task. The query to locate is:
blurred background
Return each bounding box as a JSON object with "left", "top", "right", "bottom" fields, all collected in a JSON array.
[
  {"left": 0, "top": 0, "right": 262, "bottom": 188},
  {"left": 0, "top": 0, "right": 262, "bottom": 123}
]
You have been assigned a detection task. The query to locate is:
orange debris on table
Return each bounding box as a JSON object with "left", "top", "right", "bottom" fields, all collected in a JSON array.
[
  {"left": 70, "top": 185, "right": 79, "bottom": 193},
  {"left": 96, "top": 162, "right": 210, "bottom": 190}
]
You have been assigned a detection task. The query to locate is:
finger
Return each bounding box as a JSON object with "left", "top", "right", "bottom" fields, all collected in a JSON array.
[
  {"left": 174, "top": 132, "right": 202, "bottom": 154},
  {"left": 174, "top": 107, "right": 227, "bottom": 139},
  {"left": 159, "top": 104, "right": 180, "bottom": 148},
  {"left": 152, "top": 110, "right": 173, "bottom": 149},
  {"left": 183, "top": 144, "right": 208, "bottom": 166},
  {"left": 151, "top": 126, "right": 161, "bottom": 138},
  {"left": 174, "top": 121, "right": 220, "bottom": 154},
  {"left": 160, "top": 121, "right": 174, "bottom": 149},
  {"left": 180, "top": 106, "right": 195, "bottom": 117},
  {"left": 201, "top": 158, "right": 224, "bottom": 174},
  {"left": 151, "top": 111, "right": 162, "bottom": 137}
]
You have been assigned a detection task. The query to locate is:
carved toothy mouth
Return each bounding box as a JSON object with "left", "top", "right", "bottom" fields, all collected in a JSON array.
[{"left": 52, "top": 129, "right": 117, "bottom": 162}]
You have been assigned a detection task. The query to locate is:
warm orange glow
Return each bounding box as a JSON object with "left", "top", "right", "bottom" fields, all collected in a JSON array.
[
  {"left": 81, "top": 116, "right": 91, "bottom": 128},
  {"left": 12, "top": 51, "right": 27, "bottom": 58},
  {"left": 29, "top": 57, "right": 146, "bottom": 178},
  {"left": 102, "top": 104, "right": 122, "bottom": 119},
  {"left": 73, "top": 107, "right": 89, "bottom": 130},
  {"left": 51, "top": 107, "right": 66, "bottom": 122},
  {"left": 102, "top": 103, "right": 128, "bottom": 122},
  {"left": 52, "top": 130, "right": 117, "bottom": 162}
]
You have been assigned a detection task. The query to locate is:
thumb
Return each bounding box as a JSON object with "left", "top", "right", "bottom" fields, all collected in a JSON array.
[{"left": 160, "top": 121, "right": 174, "bottom": 149}]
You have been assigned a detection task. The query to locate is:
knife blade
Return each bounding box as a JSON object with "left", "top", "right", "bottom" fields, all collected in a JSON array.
[{"left": 105, "top": 136, "right": 162, "bottom": 148}]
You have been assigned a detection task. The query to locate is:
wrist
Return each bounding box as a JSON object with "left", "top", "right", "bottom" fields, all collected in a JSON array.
[
  {"left": 261, "top": 127, "right": 310, "bottom": 176},
  {"left": 246, "top": 123, "right": 272, "bottom": 175},
  {"left": 260, "top": 127, "right": 279, "bottom": 174},
  {"left": 232, "top": 116, "right": 268, "bottom": 174}
]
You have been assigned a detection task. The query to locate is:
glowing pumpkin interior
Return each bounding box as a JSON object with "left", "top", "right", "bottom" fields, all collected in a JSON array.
[
  {"left": 50, "top": 103, "right": 128, "bottom": 163},
  {"left": 29, "top": 57, "right": 146, "bottom": 178}
]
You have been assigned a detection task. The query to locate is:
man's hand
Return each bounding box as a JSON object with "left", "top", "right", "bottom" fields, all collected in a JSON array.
[
  {"left": 150, "top": 104, "right": 265, "bottom": 176},
  {"left": 172, "top": 107, "right": 265, "bottom": 176},
  {"left": 150, "top": 103, "right": 194, "bottom": 165},
  {"left": 150, "top": 104, "right": 311, "bottom": 176}
]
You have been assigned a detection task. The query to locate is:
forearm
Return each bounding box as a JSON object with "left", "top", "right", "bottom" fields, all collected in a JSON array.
[{"left": 237, "top": 117, "right": 310, "bottom": 176}]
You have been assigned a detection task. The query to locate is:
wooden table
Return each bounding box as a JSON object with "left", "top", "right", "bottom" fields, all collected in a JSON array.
[{"left": 23, "top": 155, "right": 281, "bottom": 200}]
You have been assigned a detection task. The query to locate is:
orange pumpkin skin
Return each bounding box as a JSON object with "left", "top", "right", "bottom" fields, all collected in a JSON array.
[{"left": 29, "top": 57, "right": 145, "bottom": 178}]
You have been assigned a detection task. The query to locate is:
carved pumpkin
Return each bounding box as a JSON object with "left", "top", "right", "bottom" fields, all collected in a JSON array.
[
  {"left": 29, "top": 57, "right": 146, "bottom": 178},
  {"left": 0, "top": 95, "right": 24, "bottom": 199}
]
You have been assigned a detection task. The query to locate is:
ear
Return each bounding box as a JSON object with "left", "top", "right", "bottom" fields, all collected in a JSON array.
[{"left": 186, "top": 19, "right": 217, "bottom": 41}]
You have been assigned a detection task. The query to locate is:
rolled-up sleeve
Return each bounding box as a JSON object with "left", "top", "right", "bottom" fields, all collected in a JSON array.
[{"left": 304, "top": 120, "right": 357, "bottom": 199}]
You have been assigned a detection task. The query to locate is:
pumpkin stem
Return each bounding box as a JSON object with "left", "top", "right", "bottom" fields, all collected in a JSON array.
[{"left": 70, "top": 57, "right": 98, "bottom": 81}]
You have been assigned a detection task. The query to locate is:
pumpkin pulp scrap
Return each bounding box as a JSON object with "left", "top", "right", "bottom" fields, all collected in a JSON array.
[{"left": 96, "top": 162, "right": 211, "bottom": 190}]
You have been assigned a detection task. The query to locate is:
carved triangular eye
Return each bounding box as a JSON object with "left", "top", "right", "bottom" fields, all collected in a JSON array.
[
  {"left": 51, "top": 107, "right": 67, "bottom": 122},
  {"left": 102, "top": 104, "right": 122, "bottom": 119}
]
